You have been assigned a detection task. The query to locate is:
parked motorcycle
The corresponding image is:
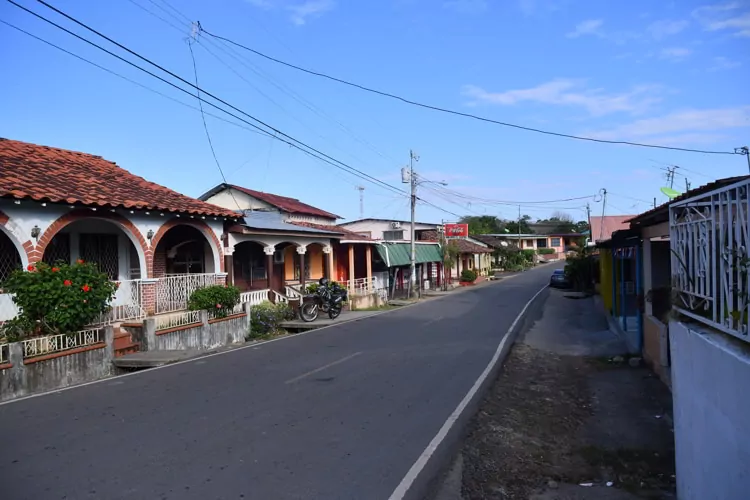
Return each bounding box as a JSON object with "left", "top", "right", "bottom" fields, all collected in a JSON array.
[{"left": 299, "top": 279, "right": 348, "bottom": 322}]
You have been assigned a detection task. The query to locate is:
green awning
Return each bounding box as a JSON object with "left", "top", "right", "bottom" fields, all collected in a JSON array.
[{"left": 375, "top": 243, "right": 442, "bottom": 267}]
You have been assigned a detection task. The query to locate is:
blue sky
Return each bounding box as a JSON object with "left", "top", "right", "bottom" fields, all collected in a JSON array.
[{"left": 1, "top": 0, "right": 749, "bottom": 224}]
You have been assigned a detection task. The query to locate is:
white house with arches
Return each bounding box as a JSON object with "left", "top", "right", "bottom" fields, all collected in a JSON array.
[{"left": 0, "top": 138, "right": 240, "bottom": 336}]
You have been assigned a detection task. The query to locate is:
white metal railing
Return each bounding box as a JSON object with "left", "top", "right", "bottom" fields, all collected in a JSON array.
[
  {"left": 232, "top": 289, "right": 271, "bottom": 313},
  {"left": 670, "top": 178, "right": 750, "bottom": 343},
  {"left": 155, "top": 273, "right": 219, "bottom": 314},
  {"left": 22, "top": 328, "right": 103, "bottom": 359},
  {"left": 155, "top": 310, "right": 202, "bottom": 331},
  {"left": 285, "top": 285, "right": 304, "bottom": 298},
  {"left": 0, "top": 343, "right": 8, "bottom": 364},
  {"left": 92, "top": 279, "right": 146, "bottom": 326},
  {"left": 342, "top": 277, "right": 381, "bottom": 296},
  {"left": 271, "top": 290, "right": 289, "bottom": 303},
  {"left": 0, "top": 293, "right": 19, "bottom": 322}
]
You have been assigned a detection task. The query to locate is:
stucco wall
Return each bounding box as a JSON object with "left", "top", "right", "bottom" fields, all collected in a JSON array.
[
  {"left": 145, "top": 311, "right": 248, "bottom": 351},
  {"left": 0, "top": 327, "right": 114, "bottom": 402},
  {"left": 338, "top": 220, "right": 436, "bottom": 241},
  {"left": 669, "top": 321, "right": 750, "bottom": 500}
]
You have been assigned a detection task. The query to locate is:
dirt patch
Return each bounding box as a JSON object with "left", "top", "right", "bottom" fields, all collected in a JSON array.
[{"left": 460, "top": 343, "right": 675, "bottom": 500}]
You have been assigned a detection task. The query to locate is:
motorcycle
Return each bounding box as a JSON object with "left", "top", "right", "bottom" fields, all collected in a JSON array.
[{"left": 299, "top": 282, "right": 348, "bottom": 322}]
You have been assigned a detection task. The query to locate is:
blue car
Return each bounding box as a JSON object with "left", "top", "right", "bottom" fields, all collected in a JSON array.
[{"left": 549, "top": 269, "right": 569, "bottom": 288}]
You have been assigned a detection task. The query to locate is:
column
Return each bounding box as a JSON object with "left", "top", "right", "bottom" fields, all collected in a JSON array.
[
  {"left": 223, "top": 244, "right": 234, "bottom": 286},
  {"left": 297, "top": 246, "right": 307, "bottom": 287},
  {"left": 365, "top": 245, "right": 372, "bottom": 291},
  {"left": 264, "top": 245, "right": 275, "bottom": 295},
  {"left": 348, "top": 244, "right": 355, "bottom": 282},
  {"left": 323, "top": 245, "right": 333, "bottom": 281},
  {"left": 642, "top": 238, "right": 653, "bottom": 317}
]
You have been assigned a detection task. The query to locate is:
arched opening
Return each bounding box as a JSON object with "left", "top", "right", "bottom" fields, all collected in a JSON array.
[
  {"left": 41, "top": 219, "right": 146, "bottom": 280},
  {"left": 0, "top": 229, "right": 23, "bottom": 321},
  {"left": 306, "top": 243, "right": 327, "bottom": 283},
  {"left": 233, "top": 241, "right": 269, "bottom": 291},
  {"left": 152, "top": 225, "right": 218, "bottom": 277}
]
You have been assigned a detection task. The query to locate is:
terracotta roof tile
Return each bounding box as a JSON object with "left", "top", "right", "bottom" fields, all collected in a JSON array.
[
  {"left": 0, "top": 138, "right": 238, "bottom": 218},
  {"left": 590, "top": 215, "right": 635, "bottom": 243},
  {"left": 452, "top": 239, "right": 493, "bottom": 253},
  {"left": 229, "top": 184, "right": 340, "bottom": 220}
]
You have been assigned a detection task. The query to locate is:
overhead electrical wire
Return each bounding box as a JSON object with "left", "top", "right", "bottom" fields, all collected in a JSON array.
[
  {"left": 9, "top": 0, "right": 412, "bottom": 202},
  {"left": 199, "top": 27, "right": 740, "bottom": 157}
]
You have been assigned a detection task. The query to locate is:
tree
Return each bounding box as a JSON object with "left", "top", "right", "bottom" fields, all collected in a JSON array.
[
  {"left": 459, "top": 215, "right": 502, "bottom": 235},
  {"left": 503, "top": 215, "right": 532, "bottom": 234}
]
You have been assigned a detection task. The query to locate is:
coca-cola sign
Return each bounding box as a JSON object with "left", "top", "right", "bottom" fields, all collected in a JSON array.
[{"left": 444, "top": 223, "right": 469, "bottom": 238}]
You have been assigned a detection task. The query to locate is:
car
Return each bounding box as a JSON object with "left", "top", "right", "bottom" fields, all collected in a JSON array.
[{"left": 549, "top": 269, "right": 570, "bottom": 288}]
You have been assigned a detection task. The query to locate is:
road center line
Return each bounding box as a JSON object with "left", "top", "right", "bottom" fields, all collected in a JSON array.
[
  {"left": 388, "top": 284, "right": 548, "bottom": 500},
  {"left": 284, "top": 352, "right": 363, "bottom": 384},
  {"left": 422, "top": 316, "right": 444, "bottom": 328}
]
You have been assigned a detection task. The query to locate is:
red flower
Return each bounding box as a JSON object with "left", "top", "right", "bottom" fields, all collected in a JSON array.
[
  {"left": 27, "top": 264, "right": 35, "bottom": 272},
  {"left": 76, "top": 259, "right": 85, "bottom": 264},
  {"left": 216, "top": 304, "right": 222, "bottom": 309},
  {"left": 63, "top": 280, "right": 72, "bottom": 287},
  {"left": 52, "top": 267, "right": 60, "bottom": 272},
  {"left": 81, "top": 284, "right": 91, "bottom": 292},
  {"left": 114, "top": 282, "right": 121, "bottom": 289}
]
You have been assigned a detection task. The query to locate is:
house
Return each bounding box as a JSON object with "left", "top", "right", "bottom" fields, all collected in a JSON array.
[
  {"left": 596, "top": 176, "right": 750, "bottom": 500},
  {"left": 0, "top": 138, "right": 239, "bottom": 327},
  {"left": 485, "top": 233, "right": 585, "bottom": 261},
  {"left": 199, "top": 184, "right": 389, "bottom": 306},
  {"left": 448, "top": 237, "right": 493, "bottom": 280},
  {"left": 337, "top": 218, "right": 440, "bottom": 241}
]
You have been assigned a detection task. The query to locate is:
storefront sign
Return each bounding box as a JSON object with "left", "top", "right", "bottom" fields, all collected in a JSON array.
[{"left": 444, "top": 223, "right": 469, "bottom": 238}]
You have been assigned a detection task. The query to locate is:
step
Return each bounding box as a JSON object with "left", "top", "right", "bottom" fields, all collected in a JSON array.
[{"left": 114, "top": 342, "right": 140, "bottom": 358}]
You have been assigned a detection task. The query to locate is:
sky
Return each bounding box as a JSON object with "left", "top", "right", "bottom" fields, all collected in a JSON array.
[{"left": 1, "top": 0, "right": 749, "bottom": 225}]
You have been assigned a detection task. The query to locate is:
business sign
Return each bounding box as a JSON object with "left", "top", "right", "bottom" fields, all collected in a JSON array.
[{"left": 444, "top": 223, "right": 469, "bottom": 238}]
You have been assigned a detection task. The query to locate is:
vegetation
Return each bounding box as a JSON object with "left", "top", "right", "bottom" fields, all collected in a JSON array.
[
  {"left": 247, "top": 301, "right": 295, "bottom": 339},
  {"left": 188, "top": 284, "right": 241, "bottom": 318},
  {"left": 460, "top": 269, "right": 478, "bottom": 283},
  {"left": 0, "top": 260, "right": 117, "bottom": 341},
  {"left": 535, "top": 211, "right": 589, "bottom": 234},
  {"left": 537, "top": 248, "right": 556, "bottom": 255},
  {"left": 564, "top": 248, "right": 596, "bottom": 292},
  {"left": 503, "top": 214, "right": 532, "bottom": 235},
  {"left": 459, "top": 215, "right": 503, "bottom": 235}
]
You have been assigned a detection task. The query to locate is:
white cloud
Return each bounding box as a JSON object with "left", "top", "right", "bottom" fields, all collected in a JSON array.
[
  {"left": 461, "top": 79, "right": 662, "bottom": 117},
  {"left": 647, "top": 19, "right": 689, "bottom": 39},
  {"left": 709, "top": 55, "right": 742, "bottom": 70},
  {"left": 692, "top": 2, "right": 750, "bottom": 37},
  {"left": 443, "top": 0, "right": 488, "bottom": 14},
  {"left": 287, "top": 0, "right": 334, "bottom": 25},
  {"left": 586, "top": 107, "right": 750, "bottom": 143},
  {"left": 566, "top": 19, "right": 604, "bottom": 38},
  {"left": 659, "top": 47, "right": 693, "bottom": 60}
]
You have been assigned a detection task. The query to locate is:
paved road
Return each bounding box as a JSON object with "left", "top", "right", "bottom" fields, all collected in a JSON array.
[{"left": 0, "top": 266, "right": 554, "bottom": 500}]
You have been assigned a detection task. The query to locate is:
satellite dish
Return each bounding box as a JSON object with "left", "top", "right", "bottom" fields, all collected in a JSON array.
[{"left": 660, "top": 187, "right": 681, "bottom": 199}]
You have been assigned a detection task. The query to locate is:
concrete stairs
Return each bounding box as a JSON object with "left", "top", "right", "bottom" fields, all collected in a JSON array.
[{"left": 113, "top": 324, "right": 141, "bottom": 357}]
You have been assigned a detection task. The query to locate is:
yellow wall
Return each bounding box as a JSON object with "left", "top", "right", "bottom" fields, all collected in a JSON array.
[
  {"left": 284, "top": 245, "right": 295, "bottom": 280},
  {"left": 308, "top": 246, "right": 324, "bottom": 279}
]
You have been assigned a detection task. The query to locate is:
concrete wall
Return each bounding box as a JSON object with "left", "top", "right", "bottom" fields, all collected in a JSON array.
[
  {"left": 0, "top": 327, "right": 114, "bottom": 402},
  {"left": 144, "top": 309, "right": 249, "bottom": 352},
  {"left": 643, "top": 315, "right": 670, "bottom": 386},
  {"left": 669, "top": 321, "right": 750, "bottom": 500}
]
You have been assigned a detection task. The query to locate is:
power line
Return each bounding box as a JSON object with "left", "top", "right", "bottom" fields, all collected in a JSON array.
[
  {"left": 10, "top": 0, "right": 411, "bottom": 201},
  {"left": 200, "top": 27, "right": 740, "bottom": 157},
  {"left": 187, "top": 31, "right": 242, "bottom": 212},
  {"left": 0, "top": 18, "right": 269, "bottom": 138}
]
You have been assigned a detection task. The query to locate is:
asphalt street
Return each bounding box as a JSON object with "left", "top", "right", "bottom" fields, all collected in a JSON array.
[{"left": 0, "top": 265, "right": 554, "bottom": 500}]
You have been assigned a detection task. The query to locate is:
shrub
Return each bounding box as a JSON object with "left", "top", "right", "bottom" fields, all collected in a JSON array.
[
  {"left": 537, "top": 248, "right": 556, "bottom": 255},
  {"left": 248, "top": 301, "right": 295, "bottom": 339},
  {"left": 564, "top": 250, "right": 596, "bottom": 292},
  {"left": 188, "top": 284, "right": 240, "bottom": 318},
  {"left": 1, "top": 260, "right": 117, "bottom": 339},
  {"left": 520, "top": 249, "right": 536, "bottom": 262},
  {"left": 509, "top": 264, "right": 525, "bottom": 272},
  {"left": 460, "top": 269, "right": 478, "bottom": 282}
]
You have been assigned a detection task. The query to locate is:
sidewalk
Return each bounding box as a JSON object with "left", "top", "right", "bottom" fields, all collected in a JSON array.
[{"left": 455, "top": 288, "right": 675, "bottom": 500}]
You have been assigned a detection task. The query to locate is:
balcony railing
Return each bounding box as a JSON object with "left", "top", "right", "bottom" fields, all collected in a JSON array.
[
  {"left": 155, "top": 310, "right": 202, "bottom": 331},
  {"left": 92, "top": 279, "right": 146, "bottom": 326},
  {"left": 670, "top": 178, "right": 750, "bottom": 343}
]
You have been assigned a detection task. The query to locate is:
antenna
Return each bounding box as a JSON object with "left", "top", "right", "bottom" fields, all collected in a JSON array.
[{"left": 355, "top": 186, "right": 365, "bottom": 219}]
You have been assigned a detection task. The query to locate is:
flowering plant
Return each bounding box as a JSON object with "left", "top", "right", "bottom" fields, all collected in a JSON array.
[
  {"left": 1, "top": 260, "right": 117, "bottom": 339},
  {"left": 188, "top": 284, "right": 240, "bottom": 319},
  {"left": 248, "top": 301, "right": 294, "bottom": 339}
]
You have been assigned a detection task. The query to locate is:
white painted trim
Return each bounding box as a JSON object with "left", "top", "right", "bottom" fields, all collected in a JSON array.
[{"left": 387, "top": 283, "right": 548, "bottom": 500}]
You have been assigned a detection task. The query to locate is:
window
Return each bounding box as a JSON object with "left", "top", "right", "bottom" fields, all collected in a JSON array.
[
  {"left": 550, "top": 237, "right": 561, "bottom": 247},
  {"left": 80, "top": 234, "right": 119, "bottom": 280},
  {"left": 383, "top": 230, "right": 404, "bottom": 241},
  {"left": 525, "top": 239, "right": 534, "bottom": 248},
  {"left": 536, "top": 239, "right": 547, "bottom": 248}
]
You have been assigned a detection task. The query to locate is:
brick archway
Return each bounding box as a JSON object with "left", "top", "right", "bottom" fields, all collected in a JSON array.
[
  {"left": 0, "top": 209, "right": 35, "bottom": 267},
  {"left": 33, "top": 210, "right": 150, "bottom": 275},
  {"left": 149, "top": 219, "right": 224, "bottom": 277}
]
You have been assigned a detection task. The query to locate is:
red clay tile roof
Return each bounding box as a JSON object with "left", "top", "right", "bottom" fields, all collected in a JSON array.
[
  {"left": 228, "top": 184, "right": 340, "bottom": 220},
  {"left": 0, "top": 138, "right": 237, "bottom": 218},
  {"left": 590, "top": 215, "right": 635, "bottom": 243},
  {"left": 288, "top": 221, "right": 373, "bottom": 241},
  {"left": 453, "top": 239, "right": 493, "bottom": 253}
]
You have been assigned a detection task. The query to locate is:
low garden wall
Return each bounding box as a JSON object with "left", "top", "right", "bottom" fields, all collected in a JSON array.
[
  {"left": 141, "top": 306, "right": 250, "bottom": 352},
  {"left": 0, "top": 327, "right": 115, "bottom": 403}
]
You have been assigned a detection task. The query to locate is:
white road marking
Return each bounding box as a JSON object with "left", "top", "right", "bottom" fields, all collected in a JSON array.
[
  {"left": 284, "top": 352, "right": 362, "bottom": 385},
  {"left": 422, "top": 316, "right": 444, "bottom": 328},
  {"left": 387, "top": 283, "right": 548, "bottom": 500}
]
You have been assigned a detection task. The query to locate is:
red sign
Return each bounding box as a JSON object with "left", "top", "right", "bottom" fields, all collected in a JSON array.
[{"left": 444, "top": 223, "right": 469, "bottom": 238}]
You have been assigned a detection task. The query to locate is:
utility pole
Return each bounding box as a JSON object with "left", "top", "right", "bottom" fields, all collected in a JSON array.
[
  {"left": 355, "top": 186, "right": 365, "bottom": 219},
  {"left": 517, "top": 205, "right": 521, "bottom": 246},
  {"left": 685, "top": 178, "right": 691, "bottom": 192},
  {"left": 586, "top": 203, "right": 592, "bottom": 245},
  {"left": 664, "top": 165, "right": 679, "bottom": 189},
  {"left": 404, "top": 150, "right": 419, "bottom": 298},
  {"left": 599, "top": 189, "right": 607, "bottom": 242},
  {"left": 737, "top": 146, "right": 750, "bottom": 173}
]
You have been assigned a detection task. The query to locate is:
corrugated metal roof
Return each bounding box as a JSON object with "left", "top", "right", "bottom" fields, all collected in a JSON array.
[
  {"left": 375, "top": 243, "right": 442, "bottom": 267},
  {"left": 240, "top": 211, "right": 340, "bottom": 235}
]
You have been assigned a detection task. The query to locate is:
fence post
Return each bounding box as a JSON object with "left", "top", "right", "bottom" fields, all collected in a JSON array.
[
  {"left": 143, "top": 317, "right": 157, "bottom": 351},
  {"left": 5, "top": 342, "right": 26, "bottom": 399},
  {"left": 103, "top": 326, "right": 115, "bottom": 369},
  {"left": 244, "top": 301, "right": 252, "bottom": 332}
]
